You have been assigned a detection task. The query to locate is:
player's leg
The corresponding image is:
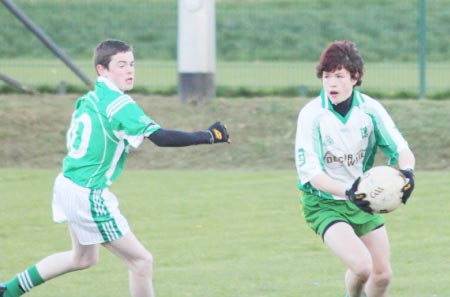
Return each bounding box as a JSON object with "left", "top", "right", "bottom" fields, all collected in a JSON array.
[
  {"left": 323, "top": 222, "right": 372, "bottom": 297},
  {"left": 103, "top": 231, "right": 154, "bottom": 297},
  {"left": 35, "top": 226, "right": 99, "bottom": 280},
  {"left": 0, "top": 265, "right": 45, "bottom": 297},
  {"left": 0, "top": 226, "right": 99, "bottom": 297},
  {"left": 360, "top": 226, "right": 392, "bottom": 297}
]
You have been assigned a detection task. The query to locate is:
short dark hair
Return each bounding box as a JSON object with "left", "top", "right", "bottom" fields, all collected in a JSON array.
[
  {"left": 316, "top": 40, "right": 364, "bottom": 86},
  {"left": 94, "top": 39, "right": 132, "bottom": 70}
]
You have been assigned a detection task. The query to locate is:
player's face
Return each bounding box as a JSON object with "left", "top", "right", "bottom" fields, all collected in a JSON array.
[
  {"left": 322, "top": 68, "right": 357, "bottom": 104},
  {"left": 98, "top": 51, "right": 135, "bottom": 92}
]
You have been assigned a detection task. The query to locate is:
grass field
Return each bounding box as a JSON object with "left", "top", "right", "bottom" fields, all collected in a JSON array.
[
  {"left": 0, "top": 168, "right": 449, "bottom": 297},
  {"left": 2, "top": 59, "right": 450, "bottom": 95},
  {"left": 0, "top": 93, "right": 449, "bottom": 296},
  {"left": 2, "top": 2, "right": 449, "bottom": 295}
]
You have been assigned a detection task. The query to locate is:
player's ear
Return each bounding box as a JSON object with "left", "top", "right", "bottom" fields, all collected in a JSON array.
[
  {"left": 96, "top": 64, "right": 107, "bottom": 76},
  {"left": 352, "top": 72, "right": 360, "bottom": 86}
]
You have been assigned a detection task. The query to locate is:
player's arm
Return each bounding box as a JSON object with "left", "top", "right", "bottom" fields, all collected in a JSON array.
[
  {"left": 309, "top": 171, "right": 372, "bottom": 213},
  {"left": 148, "top": 128, "right": 211, "bottom": 146},
  {"left": 397, "top": 147, "right": 416, "bottom": 203},
  {"left": 309, "top": 172, "right": 347, "bottom": 198},
  {"left": 309, "top": 170, "right": 372, "bottom": 213},
  {"left": 148, "top": 121, "right": 230, "bottom": 147},
  {"left": 398, "top": 147, "right": 415, "bottom": 171},
  {"left": 369, "top": 99, "right": 410, "bottom": 164}
]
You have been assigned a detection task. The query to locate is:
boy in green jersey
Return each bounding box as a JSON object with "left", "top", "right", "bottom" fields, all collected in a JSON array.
[
  {"left": 0, "top": 39, "right": 229, "bottom": 297},
  {"left": 295, "top": 41, "right": 415, "bottom": 297}
]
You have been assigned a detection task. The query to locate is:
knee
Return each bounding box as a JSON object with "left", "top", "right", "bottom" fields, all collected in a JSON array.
[
  {"left": 72, "top": 254, "right": 99, "bottom": 270},
  {"left": 351, "top": 259, "right": 373, "bottom": 283},
  {"left": 130, "top": 250, "right": 154, "bottom": 277},
  {"left": 372, "top": 267, "right": 393, "bottom": 288}
]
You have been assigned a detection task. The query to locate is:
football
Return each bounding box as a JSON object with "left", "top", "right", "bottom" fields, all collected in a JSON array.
[{"left": 357, "top": 166, "right": 407, "bottom": 213}]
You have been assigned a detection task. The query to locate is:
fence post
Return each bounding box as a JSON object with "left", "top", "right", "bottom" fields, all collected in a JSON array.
[
  {"left": 418, "top": 0, "right": 426, "bottom": 99},
  {"left": 178, "top": 0, "right": 216, "bottom": 105}
]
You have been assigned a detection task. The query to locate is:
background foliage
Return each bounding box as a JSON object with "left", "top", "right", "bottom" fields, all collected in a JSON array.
[
  {"left": 1, "top": 0, "right": 449, "bottom": 62},
  {"left": 1, "top": 0, "right": 450, "bottom": 97}
]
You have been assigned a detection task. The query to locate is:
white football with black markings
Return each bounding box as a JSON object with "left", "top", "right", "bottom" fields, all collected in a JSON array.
[{"left": 357, "top": 166, "right": 407, "bottom": 213}]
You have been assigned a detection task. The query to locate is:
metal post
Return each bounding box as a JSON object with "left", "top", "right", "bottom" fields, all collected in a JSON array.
[
  {"left": 0, "top": 72, "right": 36, "bottom": 94},
  {"left": 1, "top": 0, "right": 93, "bottom": 88},
  {"left": 418, "top": 0, "right": 426, "bottom": 99},
  {"left": 178, "top": 0, "right": 216, "bottom": 105}
]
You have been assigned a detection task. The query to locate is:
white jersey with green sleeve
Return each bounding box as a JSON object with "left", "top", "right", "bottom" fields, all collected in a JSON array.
[
  {"left": 295, "top": 89, "right": 409, "bottom": 200},
  {"left": 62, "top": 77, "right": 161, "bottom": 189}
]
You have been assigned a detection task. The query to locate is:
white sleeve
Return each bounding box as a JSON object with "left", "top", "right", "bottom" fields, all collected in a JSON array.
[
  {"left": 363, "top": 98, "right": 409, "bottom": 162},
  {"left": 295, "top": 103, "right": 324, "bottom": 185}
]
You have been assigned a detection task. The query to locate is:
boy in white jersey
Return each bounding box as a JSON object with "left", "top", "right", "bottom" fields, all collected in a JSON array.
[
  {"left": 295, "top": 40, "right": 415, "bottom": 297},
  {"left": 0, "top": 39, "right": 229, "bottom": 297}
]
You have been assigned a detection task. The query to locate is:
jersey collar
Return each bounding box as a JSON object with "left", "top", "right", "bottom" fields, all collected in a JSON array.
[
  {"left": 320, "top": 89, "right": 365, "bottom": 124},
  {"left": 320, "top": 88, "right": 364, "bottom": 110},
  {"left": 97, "top": 76, "right": 124, "bottom": 94}
]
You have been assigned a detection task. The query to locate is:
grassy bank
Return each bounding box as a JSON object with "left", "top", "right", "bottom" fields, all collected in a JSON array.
[{"left": 0, "top": 94, "right": 448, "bottom": 170}]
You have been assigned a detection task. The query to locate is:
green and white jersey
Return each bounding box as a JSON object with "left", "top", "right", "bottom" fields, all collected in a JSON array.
[
  {"left": 62, "top": 77, "right": 161, "bottom": 189},
  {"left": 295, "top": 89, "right": 409, "bottom": 200}
]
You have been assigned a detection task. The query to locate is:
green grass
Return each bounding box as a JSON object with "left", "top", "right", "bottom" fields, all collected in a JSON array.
[
  {"left": 1, "top": 0, "right": 449, "bottom": 62},
  {"left": 2, "top": 1, "right": 450, "bottom": 97},
  {"left": 2, "top": 59, "right": 450, "bottom": 96},
  {"left": 1, "top": 169, "right": 449, "bottom": 297},
  {"left": 0, "top": 92, "right": 448, "bottom": 295},
  {"left": 1, "top": 94, "right": 449, "bottom": 171}
]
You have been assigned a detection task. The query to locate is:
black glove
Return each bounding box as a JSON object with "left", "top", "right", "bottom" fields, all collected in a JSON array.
[
  {"left": 208, "top": 122, "right": 230, "bottom": 144},
  {"left": 345, "top": 177, "right": 373, "bottom": 214},
  {"left": 399, "top": 169, "right": 415, "bottom": 204}
]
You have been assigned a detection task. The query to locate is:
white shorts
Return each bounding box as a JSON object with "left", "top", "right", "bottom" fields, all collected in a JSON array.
[{"left": 52, "top": 173, "right": 130, "bottom": 245}]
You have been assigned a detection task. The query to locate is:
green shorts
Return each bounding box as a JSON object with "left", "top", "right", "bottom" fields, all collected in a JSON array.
[{"left": 300, "top": 193, "right": 384, "bottom": 238}]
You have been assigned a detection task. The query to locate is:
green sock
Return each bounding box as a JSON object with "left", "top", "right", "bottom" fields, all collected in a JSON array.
[{"left": 4, "top": 266, "right": 45, "bottom": 297}]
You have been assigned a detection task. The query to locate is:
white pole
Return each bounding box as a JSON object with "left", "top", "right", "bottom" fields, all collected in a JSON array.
[{"left": 178, "top": 0, "right": 216, "bottom": 105}]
